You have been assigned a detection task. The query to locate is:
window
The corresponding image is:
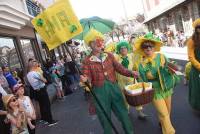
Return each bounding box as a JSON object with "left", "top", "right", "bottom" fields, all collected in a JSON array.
[
  {"left": 175, "top": 12, "right": 184, "bottom": 32},
  {"left": 20, "top": 39, "right": 35, "bottom": 63},
  {"left": 198, "top": 1, "right": 200, "bottom": 18},
  {"left": 0, "top": 37, "right": 21, "bottom": 69},
  {"left": 160, "top": 17, "right": 168, "bottom": 32},
  {"left": 153, "top": 21, "right": 158, "bottom": 29},
  {"left": 26, "top": 0, "right": 40, "bottom": 17},
  {"left": 182, "top": 7, "right": 190, "bottom": 21},
  {"left": 167, "top": 14, "right": 173, "bottom": 25}
]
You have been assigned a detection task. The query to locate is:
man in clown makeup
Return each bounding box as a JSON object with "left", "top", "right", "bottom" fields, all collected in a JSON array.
[{"left": 80, "top": 29, "right": 138, "bottom": 134}]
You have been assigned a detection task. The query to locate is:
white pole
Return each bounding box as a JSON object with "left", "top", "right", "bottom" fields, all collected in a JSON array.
[{"left": 121, "top": 0, "right": 132, "bottom": 35}]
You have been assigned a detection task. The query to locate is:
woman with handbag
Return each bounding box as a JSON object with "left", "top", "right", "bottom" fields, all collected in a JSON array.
[
  {"left": 135, "top": 32, "right": 179, "bottom": 134},
  {"left": 187, "top": 19, "right": 200, "bottom": 111}
]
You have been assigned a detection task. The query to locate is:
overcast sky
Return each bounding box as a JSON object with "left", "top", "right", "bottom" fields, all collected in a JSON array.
[{"left": 69, "top": 0, "right": 144, "bottom": 21}]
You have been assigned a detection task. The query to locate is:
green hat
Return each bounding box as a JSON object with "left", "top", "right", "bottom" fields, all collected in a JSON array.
[
  {"left": 134, "top": 32, "right": 163, "bottom": 55},
  {"left": 116, "top": 41, "right": 131, "bottom": 54}
]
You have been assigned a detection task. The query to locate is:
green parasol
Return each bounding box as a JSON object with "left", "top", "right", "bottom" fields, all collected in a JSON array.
[{"left": 74, "top": 16, "right": 115, "bottom": 40}]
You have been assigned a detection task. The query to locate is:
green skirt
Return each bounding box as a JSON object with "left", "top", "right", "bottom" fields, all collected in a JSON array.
[{"left": 189, "top": 66, "right": 200, "bottom": 110}]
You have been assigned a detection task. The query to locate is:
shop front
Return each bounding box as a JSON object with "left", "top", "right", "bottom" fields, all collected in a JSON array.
[{"left": 0, "top": 26, "right": 43, "bottom": 72}]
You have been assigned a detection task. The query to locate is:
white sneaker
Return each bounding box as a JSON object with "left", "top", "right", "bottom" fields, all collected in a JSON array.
[{"left": 48, "top": 120, "right": 58, "bottom": 127}]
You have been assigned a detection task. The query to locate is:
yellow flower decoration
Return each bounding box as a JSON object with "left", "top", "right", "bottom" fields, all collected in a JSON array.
[
  {"left": 83, "top": 28, "right": 104, "bottom": 45},
  {"left": 104, "top": 42, "right": 116, "bottom": 53}
]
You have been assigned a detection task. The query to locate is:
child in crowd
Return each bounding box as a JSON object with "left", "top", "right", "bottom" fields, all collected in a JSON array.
[
  {"left": 50, "top": 67, "right": 64, "bottom": 99},
  {"left": 13, "top": 84, "right": 36, "bottom": 133},
  {"left": 3, "top": 94, "right": 29, "bottom": 134},
  {"left": 56, "top": 60, "right": 66, "bottom": 88}
]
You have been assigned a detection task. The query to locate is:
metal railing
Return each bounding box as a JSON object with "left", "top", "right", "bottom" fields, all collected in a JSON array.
[{"left": 26, "top": 0, "right": 41, "bottom": 17}]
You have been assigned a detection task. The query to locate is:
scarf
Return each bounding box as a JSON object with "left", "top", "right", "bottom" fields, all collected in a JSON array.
[{"left": 121, "top": 56, "right": 129, "bottom": 68}]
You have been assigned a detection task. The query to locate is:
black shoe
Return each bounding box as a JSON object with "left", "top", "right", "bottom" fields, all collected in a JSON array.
[
  {"left": 48, "top": 120, "right": 58, "bottom": 127},
  {"left": 38, "top": 120, "right": 49, "bottom": 125},
  {"left": 158, "top": 122, "right": 162, "bottom": 130}
]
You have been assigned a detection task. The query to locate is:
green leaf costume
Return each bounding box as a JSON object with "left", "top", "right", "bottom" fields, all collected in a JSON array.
[
  {"left": 189, "top": 49, "right": 200, "bottom": 110},
  {"left": 138, "top": 53, "right": 179, "bottom": 100}
]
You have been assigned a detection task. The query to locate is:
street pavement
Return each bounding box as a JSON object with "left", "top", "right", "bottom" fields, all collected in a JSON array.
[
  {"left": 161, "top": 46, "right": 188, "bottom": 61},
  {"left": 36, "top": 60, "right": 200, "bottom": 134}
]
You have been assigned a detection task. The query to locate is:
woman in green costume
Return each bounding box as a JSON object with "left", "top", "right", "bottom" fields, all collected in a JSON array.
[
  {"left": 187, "top": 19, "right": 200, "bottom": 111},
  {"left": 135, "top": 32, "right": 177, "bottom": 134}
]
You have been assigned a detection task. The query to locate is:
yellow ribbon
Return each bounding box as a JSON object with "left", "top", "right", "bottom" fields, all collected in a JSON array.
[{"left": 142, "top": 53, "right": 156, "bottom": 67}]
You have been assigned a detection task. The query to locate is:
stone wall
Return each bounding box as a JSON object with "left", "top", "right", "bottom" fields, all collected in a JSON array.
[{"left": 146, "top": 0, "right": 199, "bottom": 37}]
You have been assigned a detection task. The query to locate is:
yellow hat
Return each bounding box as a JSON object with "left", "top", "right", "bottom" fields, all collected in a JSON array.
[
  {"left": 2, "top": 94, "right": 15, "bottom": 109},
  {"left": 134, "top": 32, "right": 163, "bottom": 55},
  {"left": 83, "top": 29, "right": 104, "bottom": 45},
  {"left": 192, "top": 18, "right": 200, "bottom": 28},
  {"left": 104, "top": 42, "right": 116, "bottom": 53}
]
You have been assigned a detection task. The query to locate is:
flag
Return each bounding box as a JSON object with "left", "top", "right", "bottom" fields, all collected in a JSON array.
[{"left": 32, "top": 0, "right": 82, "bottom": 50}]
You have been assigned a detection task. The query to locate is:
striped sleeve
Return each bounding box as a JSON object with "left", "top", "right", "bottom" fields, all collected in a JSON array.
[
  {"left": 81, "top": 58, "right": 92, "bottom": 80},
  {"left": 109, "top": 53, "right": 132, "bottom": 77}
]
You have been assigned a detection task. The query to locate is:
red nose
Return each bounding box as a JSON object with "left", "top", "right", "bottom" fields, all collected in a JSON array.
[
  {"left": 97, "top": 43, "right": 103, "bottom": 48},
  {"left": 96, "top": 38, "right": 104, "bottom": 48}
]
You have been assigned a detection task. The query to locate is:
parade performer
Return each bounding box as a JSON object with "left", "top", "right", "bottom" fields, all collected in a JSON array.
[
  {"left": 187, "top": 18, "right": 200, "bottom": 111},
  {"left": 135, "top": 32, "right": 178, "bottom": 134},
  {"left": 115, "top": 41, "right": 148, "bottom": 119},
  {"left": 80, "top": 29, "right": 138, "bottom": 134}
]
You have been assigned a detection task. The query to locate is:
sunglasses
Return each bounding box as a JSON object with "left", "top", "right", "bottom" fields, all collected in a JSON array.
[
  {"left": 15, "top": 86, "right": 24, "bottom": 92},
  {"left": 141, "top": 44, "right": 154, "bottom": 49}
]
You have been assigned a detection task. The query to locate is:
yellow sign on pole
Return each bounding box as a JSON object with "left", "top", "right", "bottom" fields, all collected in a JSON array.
[{"left": 32, "top": 0, "right": 83, "bottom": 50}]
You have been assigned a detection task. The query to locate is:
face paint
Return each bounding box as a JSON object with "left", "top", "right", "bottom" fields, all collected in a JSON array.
[{"left": 96, "top": 38, "right": 104, "bottom": 48}]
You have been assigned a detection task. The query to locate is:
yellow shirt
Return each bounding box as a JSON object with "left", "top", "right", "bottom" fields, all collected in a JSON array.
[
  {"left": 115, "top": 53, "right": 142, "bottom": 89},
  {"left": 187, "top": 38, "right": 200, "bottom": 71},
  {"left": 36, "top": 67, "right": 43, "bottom": 76}
]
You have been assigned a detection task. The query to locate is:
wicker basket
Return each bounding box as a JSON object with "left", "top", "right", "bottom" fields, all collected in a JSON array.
[{"left": 124, "top": 82, "right": 154, "bottom": 107}]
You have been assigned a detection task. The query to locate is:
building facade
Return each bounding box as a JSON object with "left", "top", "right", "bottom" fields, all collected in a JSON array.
[
  {"left": 142, "top": 0, "right": 200, "bottom": 37},
  {"left": 0, "top": 0, "right": 68, "bottom": 72},
  {"left": 0, "top": 0, "right": 45, "bottom": 71}
]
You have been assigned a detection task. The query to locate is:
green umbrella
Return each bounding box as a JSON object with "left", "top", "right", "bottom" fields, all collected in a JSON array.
[{"left": 74, "top": 16, "right": 115, "bottom": 40}]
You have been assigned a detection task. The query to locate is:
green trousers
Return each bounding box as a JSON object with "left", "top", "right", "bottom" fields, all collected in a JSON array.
[{"left": 93, "top": 80, "right": 134, "bottom": 134}]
